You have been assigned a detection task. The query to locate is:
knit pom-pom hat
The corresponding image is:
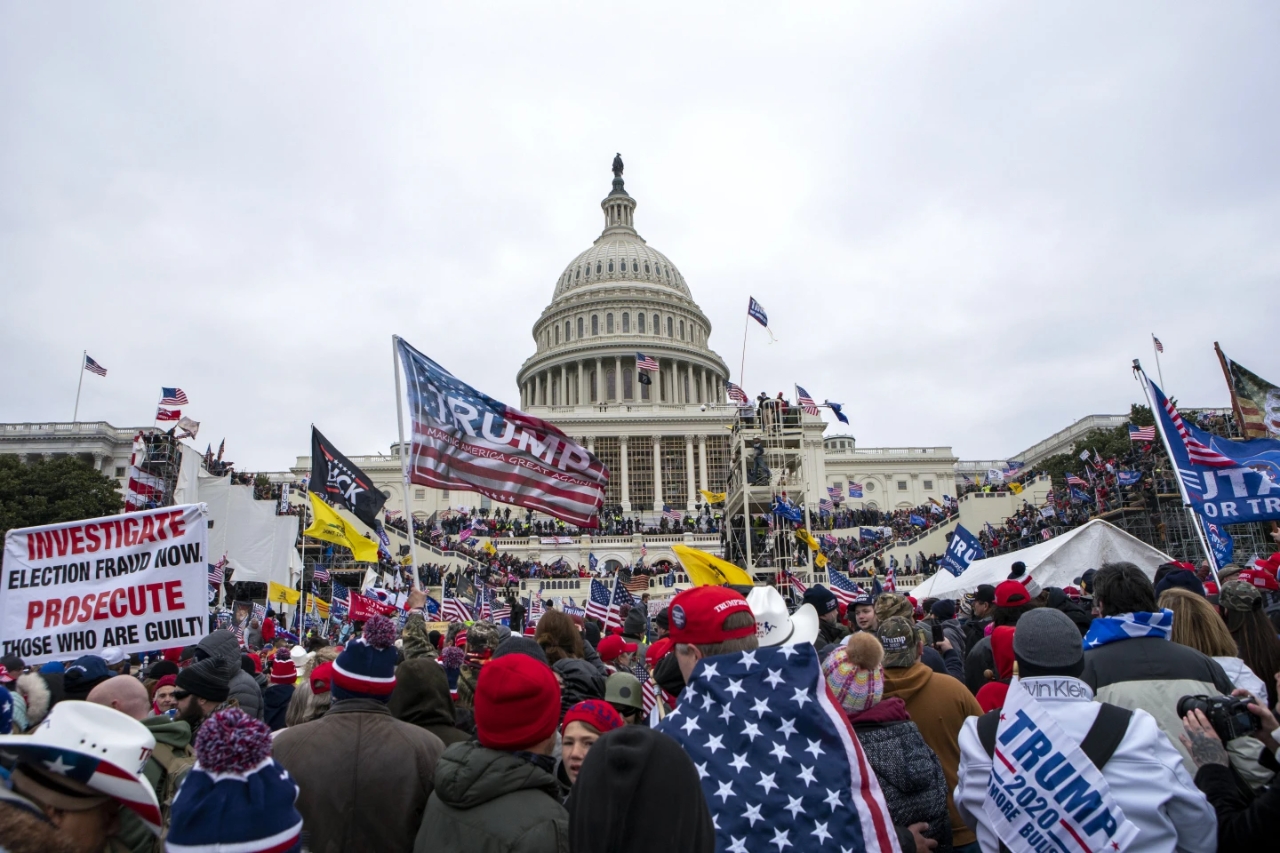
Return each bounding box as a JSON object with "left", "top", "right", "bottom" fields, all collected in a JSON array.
[
  {"left": 165, "top": 707, "right": 303, "bottom": 853},
  {"left": 269, "top": 649, "right": 297, "bottom": 686},
  {"left": 332, "top": 615, "right": 398, "bottom": 702},
  {"left": 822, "top": 632, "right": 885, "bottom": 715}
]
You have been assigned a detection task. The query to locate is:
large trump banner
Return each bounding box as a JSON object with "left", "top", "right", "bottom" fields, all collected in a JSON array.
[{"left": 2, "top": 504, "right": 209, "bottom": 666}]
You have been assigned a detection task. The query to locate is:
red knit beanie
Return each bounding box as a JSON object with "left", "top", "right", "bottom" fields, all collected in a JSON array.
[
  {"left": 473, "top": 654, "right": 561, "bottom": 752},
  {"left": 560, "top": 700, "right": 625, "bottom": 736},
  {"left": 269, "top": 649, "right": 297, "bottom": 685}
]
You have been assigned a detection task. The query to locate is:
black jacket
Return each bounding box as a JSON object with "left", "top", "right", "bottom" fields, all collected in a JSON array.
[
  {"left": 390, "top": 657, "right": 472, "bottom": 746},
  {"left": 1194, "top": 750, "right": 1280, "bottom": 849},
  {"left": 263, "top": 684, "right": 294, "bottom": 732}
]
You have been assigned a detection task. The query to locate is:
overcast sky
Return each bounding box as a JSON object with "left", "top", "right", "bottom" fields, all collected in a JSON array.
[{"left": 3, "top": 2, "right": 1278, "bottom": 471}]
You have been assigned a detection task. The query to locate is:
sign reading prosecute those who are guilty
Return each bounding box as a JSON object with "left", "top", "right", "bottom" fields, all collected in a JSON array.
[{"left": 2, "top": 504, "right": 209, "bottom": 666}]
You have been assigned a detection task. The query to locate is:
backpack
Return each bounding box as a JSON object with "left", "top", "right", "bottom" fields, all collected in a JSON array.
[
  {"left": 150, "top": 741, "right": 197, "bottom": 844},
  {"left": 976, "top": 703, "right": 1132, "bottom": 853}
]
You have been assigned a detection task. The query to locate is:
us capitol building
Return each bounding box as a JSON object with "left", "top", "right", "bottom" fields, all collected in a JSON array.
[{"left": 4, "top": 158, "right": 1049, "bottom": 564}]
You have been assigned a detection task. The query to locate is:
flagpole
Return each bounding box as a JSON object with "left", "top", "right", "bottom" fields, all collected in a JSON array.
[
  {"left": 1151, "top": 334, "right": 1165, "bottom": 390},
  {"left": 1134, "top": 361, "right": 1216, "bottom": 577},
  {"left": 392, "top": 335, "right": 423, "bottom": 591},
  {"left": 738, "top": 307, "right": 749, "bottom": 391},
  {"left": 1213, "top": 342, "right": 1247, "bottom": 436},
  {"left": 72, "top": 351, "right": 86, "bottom": 423}
]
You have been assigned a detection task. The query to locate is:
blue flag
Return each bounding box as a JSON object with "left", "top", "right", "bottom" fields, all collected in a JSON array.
[
  {"left": 827, "top": 401, "right": 850, "bottom": 425},
  {"left": 871, "top": 575, "right": 883, "bottom": 597},
  {"left": 939, "top": 524, "right": 985, "bottom": 577},
  {"left": 747, "top": 296, "right": 768, "bottom": 327},
  {"left": 588, "top": 553, "right": 598, "bottom": 572},
  {"left": 908, "top": 513, "right": 926, "bottom": 526},
  {"left": 1069, "top": 487, "right": 1094, "bottom": 503},
  {"left": 771, "top": 496, "right": 804, "bottom": 523},
  {"left": 1116, "top": 470, "right": 1142, "bottom": 487},
  {"left": 655, "top": 644, "right": 897, "bottom": 852},
  {"left": 1205, "top": 522, "right": 1234, "bottom": 569},
  {"left": 1146, "top": 373, "right": 1280, "bottom": 524},
  {"left": 859, "top": 527, "right": 880, "bottom": 541},
  {"left": 425, "top": 594, "right": 441, "bottom": 618}
]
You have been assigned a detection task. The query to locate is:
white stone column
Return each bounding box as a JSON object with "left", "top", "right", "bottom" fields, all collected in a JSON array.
[
  {"left": 685, "top": 435, "right": 696, "bottom": 511},
  {"left": 595, "top": 358, "right": 603, "bottom": 403},
  {"left": 613, "top": 355, "right": 621, "bottom": 402},
  {"left": 698, "top": 435, "right": 709, "bottom": 493},
  {"left": 620, "top": 435, "right": 631, "bottom": 511},
  {"left": 586, "top": 435, "right": 595, "bottom": 453},
  {"left": 577, "top": 363, "right": 585, "bottom": 406},
  {"left": 699, "top": 368, "right": 707, "bottom": 405},
  {"left": 687, "top": 363, "right": 695, "bottom": 405},
  {"left": 652, "top": 435, "right": 663, "bottom": 511},
  {"left": 561, "top": 365, "right": 567, "bottom": 407},
  {"left": 535, "top": 374, "right": 542, "bottom": 406}
]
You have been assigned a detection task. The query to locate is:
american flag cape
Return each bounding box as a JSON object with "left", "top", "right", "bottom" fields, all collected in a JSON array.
[
  {"left": 655, "top": 644, "right": 900, "bottom": 853},
  {"left": 396, "top": 336, "right": 609, "bottom": 528}
]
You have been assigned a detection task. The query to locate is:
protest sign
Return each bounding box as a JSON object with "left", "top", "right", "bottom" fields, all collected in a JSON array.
[
  {"left": 2, "top": 504, "right": 209, "bottom": 666},
  {"left": 348, "top": 592, "right": 400, "bottom": 621}
]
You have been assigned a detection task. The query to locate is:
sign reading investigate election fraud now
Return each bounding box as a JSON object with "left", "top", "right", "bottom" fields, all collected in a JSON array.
[{"left": 2, "top": 504, "right": 209, "bottom": 666}]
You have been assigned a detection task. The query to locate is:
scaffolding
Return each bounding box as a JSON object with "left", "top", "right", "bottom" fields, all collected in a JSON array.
[
  {"left": 1099, "top": 494, "right": 1275, "bottom": 566},
  {"left": 124, "top": 429, "right": 183, "bottom": 510}
]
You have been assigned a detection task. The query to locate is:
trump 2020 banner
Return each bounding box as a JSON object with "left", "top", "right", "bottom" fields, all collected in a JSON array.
[
  {"left": 939, "top": 524, "right": 985, "bottom": 577},
  {"left": 395, "top": 336, "right": 609, "bottom": 528},
  {"left": 2, "top": 504, "right": 209, "bottom": 666}
]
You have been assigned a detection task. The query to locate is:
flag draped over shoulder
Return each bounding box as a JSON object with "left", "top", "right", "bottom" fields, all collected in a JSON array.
[
  {"left": 304, "top": 492, "right": 380, "bottom": 563},
  {"left": 395, "top": 337, "right": 609, "bottom": 528},
  {"left": 672, "top": 544, "right": 754, "bottom": 587},
  {"left": 311, "top": 427, "right": 387, "bottom": 530},
  {"left": 655, "top": 644, "right": 900, "bottom": 853},
  {"left": 1218, "top": 345, "right": 1280, "bottom": 440}
]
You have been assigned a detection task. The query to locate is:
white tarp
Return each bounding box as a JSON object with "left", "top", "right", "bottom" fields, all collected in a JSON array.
[
  {"left": 912, "top": 519, "right": 1173, "bottom": 599},
  {"left": 197, "top": 477, "right": 300, "bottom": 587}
]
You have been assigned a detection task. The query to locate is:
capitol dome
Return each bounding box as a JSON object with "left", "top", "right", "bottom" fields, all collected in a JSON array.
[{"left": 517, "top": 157, "right": 730, "bottom": 412}]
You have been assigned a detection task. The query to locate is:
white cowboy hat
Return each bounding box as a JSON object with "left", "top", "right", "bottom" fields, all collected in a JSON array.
[
  {"left": 0, "top": 700, "right": 161, "bottom": 835},
  {"left": 747, "top": 586, "right": 820, "bottom": 647}
]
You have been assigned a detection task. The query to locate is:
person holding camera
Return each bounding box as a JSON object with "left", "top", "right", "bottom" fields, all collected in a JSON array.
[{"left": 1180, "top": 674, "right": 1280, "bottom": 848}]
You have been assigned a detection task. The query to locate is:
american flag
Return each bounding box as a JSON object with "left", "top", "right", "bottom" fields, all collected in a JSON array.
[
  {"left": 726, "top": 381, "right": 750, "bottom": 406},
  {"left": 491, "top": 598, "right": 512, "bottom": 623},
  {"left": 313, "top": 567, "right": 330, "bottom": 583},
  {"left": 1128, "top": 424, "right": 1155, "bottom": 442},
  {"left": 827, "top": 567, "right": 862, "bottom": 605},
  {"left": 623, "top": 573, "right": 651, "bottom": 594},
  {"left": 1066, "top": 473, "right": 1088, "bottom": 487},
  {"left": 1153, "top": 334, "right": 1164, "bottom": 353},
  {"left": 826, "top": 485, "right": 843, "bottom": 502},
  {"left": 884, "top": 564, "right": 897, "bottom": 592},
  {"left": 640, "top": 543, "right": 648, "bottom": 559},
  {"left": 655, "top": 644, "right": 898, "bottom": 853},
  {"left": 585, "top": 578, "right": 612, "bottom": 623},
  {"left": 331, "top": 581, "right": 350, "bottom": 606},
  {"left": 663, "top": 505, "right": 683, "bottom": 523},
  {"left": 1045, "top": 489, "right": 1057, "bottom": 507},
  {"left": 784, "top": 569, "right": 808, "bottom": 595},
  {"left": 606, "top": 577, "right": 633, "bottom": 631},
  {"left": 525, "top": 592, "right": 544, "bottom": 623},
  {"left": 84, "top": 354, "right": 108, "bottom": 376},
  {"left": 396, "top": 336, "right": 609, "bottom": 529},
  {"left": 385, "top": 509, "right": 402, "bottom": 518},
  {"left": 475, "top": 586, "right": 494, "bottom": 621},
  {"left": 847, "top": 482, "right": 863, "bottom": 499},
  {"left": 636, "top": 352, "right": 659, "bottom": 372},
  {"left": 208, "top": 557, "right": 227, "bottom": 587},
  {"left": 156, "top": 408, "right": 181, "bottom": 421},
  {"left": 641, "top": 672, "right": 659, "bottom": 716},
  {"left": 1155, "top": 383, "right": 1236, "bottom": 468},
  {"left": 160, "top": 387, "right": 189, "bottom": 405},
  {"left": 818, "top": 498, "right": 834, "bottom": 513},
  {"left": 795, "top": 385, "right": 821, "bottom": 417},
  {"left": 442, "top": 597, "right": 473, "bottom": 623}
]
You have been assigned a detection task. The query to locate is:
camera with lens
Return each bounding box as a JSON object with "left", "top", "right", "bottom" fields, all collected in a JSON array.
[{"left": 1177, "top": 694, "right": 1259, "bottom": 742}]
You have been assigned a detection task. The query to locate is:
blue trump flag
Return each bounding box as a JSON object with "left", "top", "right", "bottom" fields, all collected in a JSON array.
[
  {"left": 1205, "top": 522, "right": 1234, "bottom": 568},
  {"left": 1145, "top": 372, "right": 1280, "bottom": 524},
  {"left": 939, "top": 524, "right": 985, "bottom": 577},
  {"left": 1069, "top": 487, "right": 1094, "bottom": 503},
  {"left": 908, "top": 513, "right": 926, "bottom": 526},
  {"left": 826, "top": 401, "right": 850, "bottom": 425},
  {"left": 859, "top": 527, "right": 880, "bottom": 541},
  {"left": 655, "top": 644, "right": 899, "bottom": 853},
  {"left": 771, "top": 496, "right": 804, "bottom": 523},
  {"left": 1116, "top": 470, "right": 1142, "bottom": 487},
  {"left": 747, "top": 296, "right": 769, "bottom": 327}
]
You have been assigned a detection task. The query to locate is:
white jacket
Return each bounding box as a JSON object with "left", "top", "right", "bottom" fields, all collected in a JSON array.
[
  {"left": 955, "top": 676, "right": 1217, "bottom": 853},
  {"left": 1213, "top": 655, "right": 1268, "bottom": 700}
]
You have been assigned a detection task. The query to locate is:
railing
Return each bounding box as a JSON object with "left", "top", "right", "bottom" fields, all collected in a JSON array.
[{"left": 1, "top": 421, "right": 137, "bottom": 439}]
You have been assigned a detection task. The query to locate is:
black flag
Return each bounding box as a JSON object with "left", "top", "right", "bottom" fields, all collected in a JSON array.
[
  {"left": 637, "top": 372, "right": 651, "bottom": 386},
  {"left": 310, "top": 427, "right": 387, "bottom": 531}
]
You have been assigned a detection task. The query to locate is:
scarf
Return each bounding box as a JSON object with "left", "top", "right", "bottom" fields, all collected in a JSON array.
[{"left": 1082, "top": 610, "right": 1173, "bottom": 650}]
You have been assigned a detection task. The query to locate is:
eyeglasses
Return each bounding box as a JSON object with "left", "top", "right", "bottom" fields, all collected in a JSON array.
[{"left": 172, "top": 689, "right": 191, "bottom": 701}]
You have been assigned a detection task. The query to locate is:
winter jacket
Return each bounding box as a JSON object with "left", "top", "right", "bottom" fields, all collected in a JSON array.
[
  {"left": 1081, "top": 634, "right": 1252, "bottom": 778},
  {"left": 817, "top": 618, "right": 850, "bottom": 648},
  {"left": 416, "top": 741, "right": 569, "bottom": 853},
  {"left": 961, "top": 616, "right": 991, "bottom": 654},
  {"left": 1213, "top": 655, "right": 1268, "bottom": 701},
  {"left": 389, "top": 657, "right": 471, "bottom": 747},
  {"left": 263, "top": 684, "right": 294, "bottom": 732},
  {"left": 964, "top": 634, "right": 995, "bottom": 695},
  {"left": 936, "top": 617, "right": 968, "bottom": 659},
  {"left": 553, "top": 659, "right": 605, "bottom": 718},
  {"left": 1194, "top": 747, "right": 1280, "bottom": 849},
  {"left": 923, "top": 645, "right": 965, "bottom": 681},
  {"left": 195, "top": 630, "right": 263, "bottom": 720},
  {"left": 579, "top": 642, "right": 609, "bottom": 679},
  {"left": 883, "top": 661, "right": 983, "bottom": 848},
  {"left": 850, "top": 697, "right": 953, "bottom": 852},
  {"left": 957, "top": 676, "right": 1218, "bottom": 853},
  {"left": 1046, "top": 588, "right": 1092, "bottom": 635},
  {"left": 274, "top": 698, "right": 445, "bottom": 853}
]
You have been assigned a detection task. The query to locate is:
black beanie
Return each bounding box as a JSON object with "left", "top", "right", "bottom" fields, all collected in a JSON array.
[
  {"left": 147, "top": 660, "right": 180, "bottom": 680},
  {"left": 176, "top": 657, "right": 233, "bottom": 702},
  {"left": 569, "top": 726, "right": 715, "bottom": 853}
]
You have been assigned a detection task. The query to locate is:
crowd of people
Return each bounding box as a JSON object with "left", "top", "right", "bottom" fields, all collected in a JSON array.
[{"left": 6, "top": 545, "right": 1280, "bottom": 852}]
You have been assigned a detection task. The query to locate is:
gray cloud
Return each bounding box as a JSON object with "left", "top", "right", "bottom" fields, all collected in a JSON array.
[{"left": 2, "top": 2, "right": 1277, "bottom": 469}]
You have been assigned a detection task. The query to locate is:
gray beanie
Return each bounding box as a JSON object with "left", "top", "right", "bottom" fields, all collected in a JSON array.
[{"left": 1013, "top": 608, "right": 1084, "bottom": 671}]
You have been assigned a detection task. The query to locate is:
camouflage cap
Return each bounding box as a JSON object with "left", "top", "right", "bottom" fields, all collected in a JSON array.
[
  {"left": 873, "top": 593, "right": 913, "bottom": 623},
  {"left": 1219, "top": 580, "right": 1262, "bottom": 613},
  {"left": 466, "top": 620, "right": 503, "bottom": 653},
  {"left": 877, "top": 616, "right": 920, "bottom": 668}
]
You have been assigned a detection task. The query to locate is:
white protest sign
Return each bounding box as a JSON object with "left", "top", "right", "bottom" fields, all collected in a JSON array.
[
  {"left": 984, "top": 679, "right": 1139, "bottom": 853},
  {"left": 2, "top": 504, "right": 209, "bottom": 665}
]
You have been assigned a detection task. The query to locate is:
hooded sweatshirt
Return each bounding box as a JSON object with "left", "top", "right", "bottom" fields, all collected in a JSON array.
[
  {"left": 974, "top": 625, "right": 1015, "bottom": 712},
  {"left": 264, "top": 683, "right": 295, "bottom": 732},
  {"left": 195, "top": 630, "right": 264, "bottom": 720},
  {"left": 389, "top": 657, "right": 470, "bottom": 746},
  {"left": 883, "top": 662, "right": 983, "bottom": 848}
]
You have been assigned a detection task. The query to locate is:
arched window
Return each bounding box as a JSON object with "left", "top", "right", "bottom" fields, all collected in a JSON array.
[
  {"left": 591, "top": 315, "right": 599, "bottom": 336},
  {"left": 554, "top": 326, "right": 560, "bottom": 345},
  {"left": 667, "top": 317, "right": 673, "bottom": 337},
  {"left": 632, "top": 261, "right": 638, "bottom": 272},
  {"left": 606, "top": 314, "right": 614, "bottom": 334},
  {"left": 564, "top": 320, "right": 571, "bottom": 341},
  {"left": 606, "top": 369, "right": 616, "bottom": 401},
  {"left": 622, "top": 313, "right": 630, "bottom": 333},
  {"left": 623, "top": 368, "right": 633, "bottom": 399},
  {"left": 644, "top": 262, "right": 650, "bottom": 274},
  {"left": 577, "top": 317, "right": 584, "bottom": 338},
  {"left": 607, "top": 260, "right": 614, "bottom": 273},
  {"left": 596, "top": 262, "right": 602, "bottom": 275},
  {"left": 575, "top": 267, "right": 580, "bottom": 280},
  {"left": 653, "top": 314, "right": 660, "bottom": 335},
  {"left": 638, "top": 313, "right": 646, "bottom": 333},
  {"left": 679, "top": 320, "right": 685, "bottom": 340}
]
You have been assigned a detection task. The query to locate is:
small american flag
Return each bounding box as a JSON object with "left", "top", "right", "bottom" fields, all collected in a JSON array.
[
  {"left": 884, "top": 564, "right": 897, "bottom": 592},
  {"left": 156, "top": 408, "right": 181, "bottom": 421},
  {"left": 1153, "top": 335, "right": 1164, "bottom": 353},
  {"left": 331, "top": 581, "right": 350, "bottom": 606},
  {"left": 160, "top": 387, "right": 189, "bottom": 406},
  {"left": 726, "top": 381, "right": 749, "bottom": 406},
  {"left": 1157, "top": 385, "right": 1236, "bottom": 468},
  {"left": 827, "top": 567, "right": 861, "bottom": 605},
  {"left": 636, "top": 352, "right": 659, "bottom": 372},
  {"left": 662, "top": 505, "right": 683, "bottom": 523},
  {"left": 84, "top": 354, "right": 108, "bottom": 376},
  {"left": 385, "top": 509, "right": 402, "bottom": 518},
  {"left": 623, "top": 573, "right": 651, "bottom": 594},
  {"left": 491, "top": 599, "right": 512, "bottom": 622},
  {"left": 208, "top": 557, "right": 227, "bottom": 586},
  {"left": 313, "top": 567, "right": 330, "bottom": 583},
  {"left": 441, "top": 597, "right": 473, "bottom": 623},
  {"left": 640, "top": 543, "right": 648, "bottom": 559},
  {"left": 607, "top": 576, "right": 633, "bottom": 631},
  {"left": 1128, "top": 424, "right": 1155, "bottom": 442},
  {"left": 1066, "top": 473, "right": 1088, "bottom": 487},
  {"left": 848, "top": 482, "right": 863, "bottom": 499},
  {"left": 795, "top": 385, "right": 821, "bottom": 417},
  {"left": 818, "top": 498, "right": 834, "bottom": 513},
  {"left": 826, "top": 484, "right": 843, "bottom": 502},
  {"left": 585, "top": 578, "right": 612, "bottom": 623}
]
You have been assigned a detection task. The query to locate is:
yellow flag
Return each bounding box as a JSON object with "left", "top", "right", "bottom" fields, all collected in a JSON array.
[
  {"left": 672, "top": 544, "right": 755, "bottom": 587},
  {"left": 699, "top": 489, "right": 727, "bottom": 505},
  {"left": 814, "top": 552, "right": 829, "bottom": 569},
  {"left": 794, "top": 528, "right": 820, "bottom": 552},
  {"left": 313, "top": 597, "right": 330, "bottom": 619},
  {"left": 483, "top": 540, "right": 497, "bottom": 556},
  {"left": 1008, "top": 482, "right": 1024, "bottom": 495},
  {"left": 304, "top": 492, "right": 380, "bottom": 563},
  {"left": 267, "top": 580, "right": 300, "bottom": 606}
]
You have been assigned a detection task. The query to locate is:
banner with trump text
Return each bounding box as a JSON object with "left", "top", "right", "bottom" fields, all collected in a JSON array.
[
  {"left": 2, "top": 504, "right": 209, "bottom": 666},
  {"left": 395, "top": 336, "right": 609, "bottom": 528}
]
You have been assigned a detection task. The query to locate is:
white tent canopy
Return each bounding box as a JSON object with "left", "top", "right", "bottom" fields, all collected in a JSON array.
[{"left": 912, "top": 519, "right": 1174, "bottom": 599}]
